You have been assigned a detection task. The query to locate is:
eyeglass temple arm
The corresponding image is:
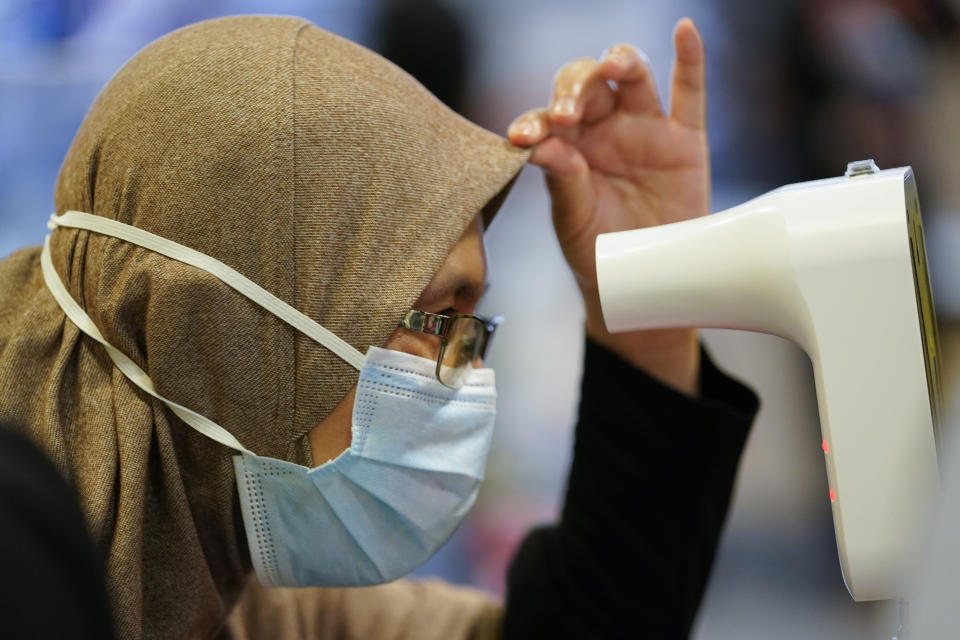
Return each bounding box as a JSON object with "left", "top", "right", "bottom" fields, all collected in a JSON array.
[
  {"left": 479, "top": 316, "right": 503, "bottom": 359},
  {"left": 399, "top": 310, "right": 450, "bottom": 337}
]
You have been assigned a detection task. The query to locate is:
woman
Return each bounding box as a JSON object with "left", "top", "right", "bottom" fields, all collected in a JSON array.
[{"left": 0, "top": 15, "right": 757, "bottom": 639}]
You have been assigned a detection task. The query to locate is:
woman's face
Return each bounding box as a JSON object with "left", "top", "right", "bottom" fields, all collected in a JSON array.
[{"left": 307, "top": 212, "right": 488, "bottom": 463}]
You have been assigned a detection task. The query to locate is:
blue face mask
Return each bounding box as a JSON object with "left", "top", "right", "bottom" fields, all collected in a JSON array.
[
  {"left": 236, "top": 346, "right": 495, "bottom": 587},
  {"left": 41, "top": 211, "right": 497, "bottom": 588}
]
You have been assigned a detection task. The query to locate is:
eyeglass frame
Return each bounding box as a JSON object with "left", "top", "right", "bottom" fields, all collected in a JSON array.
[{"left": 398, "top": 310, "right": 503, "bottom": 388}]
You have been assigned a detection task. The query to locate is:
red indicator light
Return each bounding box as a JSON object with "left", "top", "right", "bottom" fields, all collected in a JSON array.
[
  {"left": 822, "top": 439, "right": 829, "bottom": 454},
  {"left": 829, "top": 487, "right": 836, "bottom": 502}
]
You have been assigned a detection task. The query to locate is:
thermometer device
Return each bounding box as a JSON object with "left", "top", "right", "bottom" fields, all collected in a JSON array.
[{"left": 595, "top": 161, "right": 942, "bottom": 601}]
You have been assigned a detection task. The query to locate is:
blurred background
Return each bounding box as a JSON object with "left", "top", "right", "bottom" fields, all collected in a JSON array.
[{"left": 2, "top": 0, "right": 959, "bottom": 637}]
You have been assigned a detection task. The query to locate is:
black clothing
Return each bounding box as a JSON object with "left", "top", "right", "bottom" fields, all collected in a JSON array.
[
  {"left": 503, "top": 339, "right": 760, "bottom": 639},
  {"left": 0, "top": 425, "right": 117, "bottom": 640}
]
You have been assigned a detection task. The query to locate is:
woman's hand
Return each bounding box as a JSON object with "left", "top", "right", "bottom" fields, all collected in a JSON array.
[{"left": 507, "top": 18, "right": 710, "bottom": 395}]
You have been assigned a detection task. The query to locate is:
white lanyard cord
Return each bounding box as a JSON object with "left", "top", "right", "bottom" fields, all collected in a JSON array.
[
  {"left": 48, "top": 211, "right": 366, "bottom": 371},
  {"left": 40, "top": 235, "right": 254, "bottom": 455}
]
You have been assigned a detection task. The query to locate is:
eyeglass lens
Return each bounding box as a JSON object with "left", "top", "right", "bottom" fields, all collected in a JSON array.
[{"left": 437, "top": 316, "right": 484, "bottom": 388}]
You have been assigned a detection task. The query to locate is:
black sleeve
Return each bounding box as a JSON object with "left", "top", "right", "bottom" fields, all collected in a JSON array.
[
  {"left": 0, "top": 425, "right": 117, "bottom": 640},
  {"left": 502, "top": 338, "right": 760, "bottom": 639}
]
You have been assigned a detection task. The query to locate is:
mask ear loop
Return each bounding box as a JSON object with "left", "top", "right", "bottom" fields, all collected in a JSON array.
[
  {"left": 42, "top": 210, "right": 369, "bottom": 455},
  {"left": 48, "top": 211, "right": 367, "bottom": 370},
  {"left": 41, "top": 235, "right": 254, "bottom": 455}
]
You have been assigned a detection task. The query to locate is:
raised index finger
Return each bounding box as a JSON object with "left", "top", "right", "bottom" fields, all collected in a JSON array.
[{"left": 669, "top": 17, "right": 706, "bottom": 130}]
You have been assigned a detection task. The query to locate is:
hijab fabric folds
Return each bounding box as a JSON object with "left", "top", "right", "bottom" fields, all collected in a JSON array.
[{"left": 0, "top": 15, "right": 528, "bottom": 638}]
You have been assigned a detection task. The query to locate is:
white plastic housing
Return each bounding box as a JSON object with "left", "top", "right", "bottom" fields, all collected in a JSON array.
[{"left": 596, "top": 166, "right": 940, "bottom": 602}]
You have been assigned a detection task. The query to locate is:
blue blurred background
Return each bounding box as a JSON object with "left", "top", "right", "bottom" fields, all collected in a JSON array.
[{"left": 2, "top": 0, "right": 959, "bottom": 637}]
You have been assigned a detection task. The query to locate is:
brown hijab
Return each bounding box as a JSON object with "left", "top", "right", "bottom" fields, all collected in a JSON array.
[{"left": 0, "top": 15, "right": 527, "bottom": 638}]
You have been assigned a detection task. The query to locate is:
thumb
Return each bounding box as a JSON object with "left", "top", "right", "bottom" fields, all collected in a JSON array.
[{"left": 530, "top": 137, "right": 596, "bottom": 249}]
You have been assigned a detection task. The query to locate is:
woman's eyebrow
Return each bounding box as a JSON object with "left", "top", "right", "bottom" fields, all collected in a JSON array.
[{"left": 447, "top": 279, "right": 490, "bottom": 305}]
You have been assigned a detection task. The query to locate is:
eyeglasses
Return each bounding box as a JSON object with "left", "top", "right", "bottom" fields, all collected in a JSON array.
[{"left": 398, "top": 310, "right": 503, "bottom": 388}]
